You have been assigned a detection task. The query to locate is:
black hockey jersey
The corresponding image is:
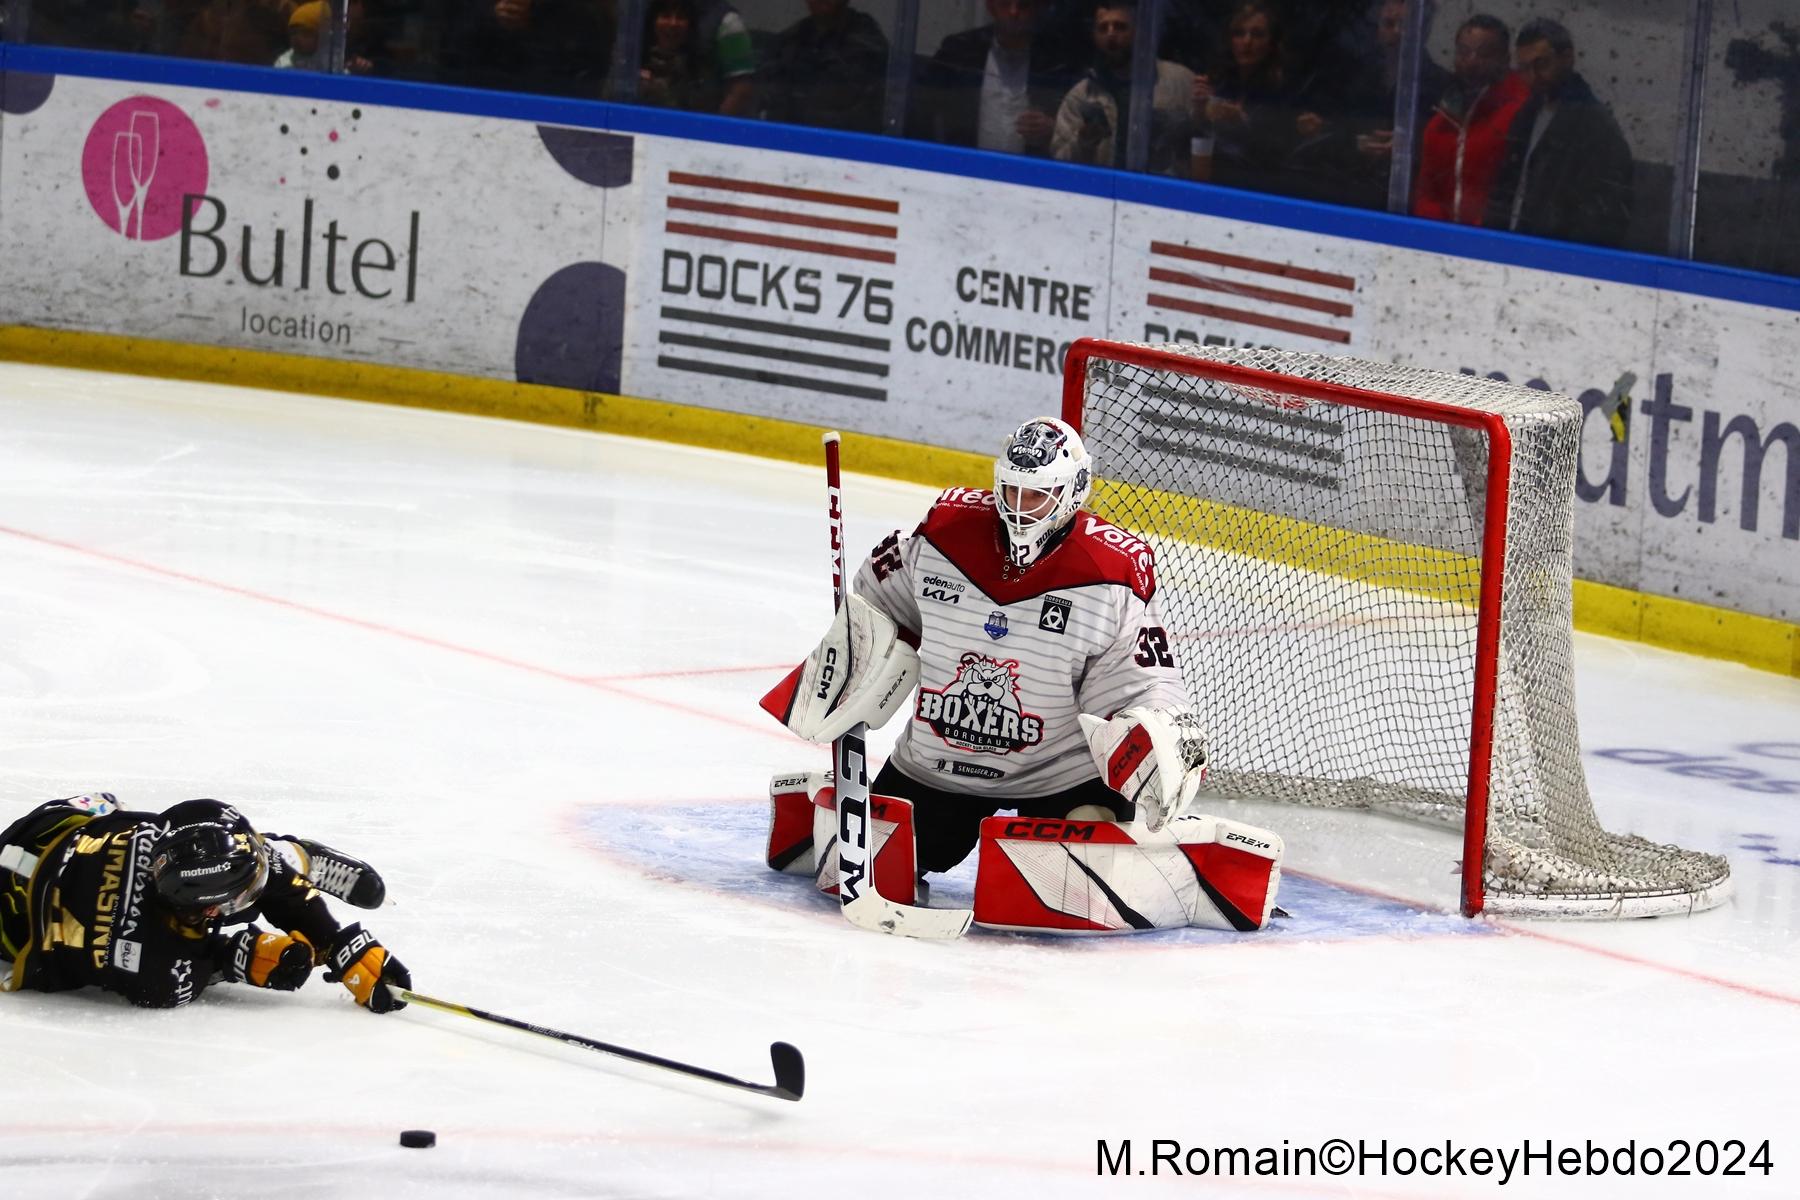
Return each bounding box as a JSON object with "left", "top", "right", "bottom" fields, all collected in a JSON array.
[
  {"left": 2, "top": 798, "right": 341, "bottom": 1008},
  {"left": 855, "top": 488, "right": 1187, "bottom": 798}
]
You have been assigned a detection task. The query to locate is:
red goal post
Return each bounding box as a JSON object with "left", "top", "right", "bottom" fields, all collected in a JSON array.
[{"left": 1060, "top": 338, "right": 1730, "bottom": 918}]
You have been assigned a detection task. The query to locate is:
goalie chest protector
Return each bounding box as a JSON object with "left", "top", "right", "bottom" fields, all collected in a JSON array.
[{"left": 869, "top": 488, "right": 1184, "bottom": 800}]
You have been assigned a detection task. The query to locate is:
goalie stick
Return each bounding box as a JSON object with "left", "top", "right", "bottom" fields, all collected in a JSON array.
[
  {"left": 396, "top": 989, "right": 805, "bottom": 1102},
  {"left": 823, "top": 432, "right": 972, "bottom": 940}
]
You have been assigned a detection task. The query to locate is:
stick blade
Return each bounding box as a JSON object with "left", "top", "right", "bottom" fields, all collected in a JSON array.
[
  {"left": 768, "top": 1041, "right": 806, "bottom": 1101},
  {"left": 843, "top": 894, "right": 973, "bottom": 940}
]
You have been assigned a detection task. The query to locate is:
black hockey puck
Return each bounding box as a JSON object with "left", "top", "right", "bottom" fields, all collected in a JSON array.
[{"left": 399, "top": 1130, "right": 436, "bottom": 1149}]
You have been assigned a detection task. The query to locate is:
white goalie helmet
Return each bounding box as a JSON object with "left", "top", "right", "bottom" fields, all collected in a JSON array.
[{"left": 993, "top": 416, "right": 1093, "bottom": 570}]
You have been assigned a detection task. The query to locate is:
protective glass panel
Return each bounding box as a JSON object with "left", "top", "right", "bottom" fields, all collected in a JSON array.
[
  {"left": 1694, "top": 3, "right": 1800, "bottom": 277},
  {"left": 1413, "top": 0, "right": 1686, "bottom": 253},
  {"left": 733, "top": 0, "right": 899, "bottom": 135}
]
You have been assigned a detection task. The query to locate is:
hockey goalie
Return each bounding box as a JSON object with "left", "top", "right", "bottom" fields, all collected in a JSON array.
[{"left": 760, "top": 417, "right": 1283, "bottom": 934}]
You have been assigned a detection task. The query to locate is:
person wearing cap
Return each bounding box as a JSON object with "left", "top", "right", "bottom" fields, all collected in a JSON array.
[{"left": 274, "top": 0, "right": 326, "bottom": 68}]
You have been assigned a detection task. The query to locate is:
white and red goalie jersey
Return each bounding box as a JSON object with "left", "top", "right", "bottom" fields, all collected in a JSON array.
[{"left": 853, "top": 487, "right": 1187, "bottom": 799}]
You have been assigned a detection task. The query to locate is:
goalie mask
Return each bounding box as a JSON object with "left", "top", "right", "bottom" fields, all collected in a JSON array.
[{"left": 994, "top": 417, "right": 1092, "bottom": 570}]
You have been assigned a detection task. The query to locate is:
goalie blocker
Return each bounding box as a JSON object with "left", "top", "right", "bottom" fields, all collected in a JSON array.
[{"left": 767, "top": 773, "right": 1282, "bottom": 933}]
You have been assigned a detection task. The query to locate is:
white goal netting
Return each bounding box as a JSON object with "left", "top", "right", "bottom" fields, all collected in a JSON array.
[{"left": 1071, "top": 341, "right": 1730, "bottom": 917}]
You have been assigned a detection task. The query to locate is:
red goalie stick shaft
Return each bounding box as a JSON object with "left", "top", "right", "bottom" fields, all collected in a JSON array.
[{"left": 822, "top": 432, "right": 972, "bottom": 940}]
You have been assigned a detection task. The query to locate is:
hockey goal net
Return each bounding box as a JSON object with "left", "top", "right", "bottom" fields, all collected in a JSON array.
[{"left": 1063, "top": 339, "right": 1730, "bottom": 918}]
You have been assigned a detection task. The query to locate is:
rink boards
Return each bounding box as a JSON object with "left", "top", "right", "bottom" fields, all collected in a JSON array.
[{"left": 0, "top": 47, "right": 1796, "bottom": 648}]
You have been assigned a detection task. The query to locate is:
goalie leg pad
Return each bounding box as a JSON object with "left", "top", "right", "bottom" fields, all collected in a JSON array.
[
  {"left": 972, "top": 812, "right": 1282, "bottom": 934},
  {"left": 767, "top": 771, "right": 828, "bottom": 875},
  {"left": 810, "top": 789, "right": 918, "bottom": 905},
  {"left": 1174, "top": 815, "right": 1284, "bottom": 931}
]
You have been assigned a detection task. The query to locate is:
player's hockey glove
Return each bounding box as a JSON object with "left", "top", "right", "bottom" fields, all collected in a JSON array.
[
  {"left": 222, "top": 929, "right": 315, "bottom": 991},
  {"left": 324, "top": 923, "right": 409, "bottom": 1013},
  {"left": 1078, "top": 705, "right": 1209, "bottom": 832}
]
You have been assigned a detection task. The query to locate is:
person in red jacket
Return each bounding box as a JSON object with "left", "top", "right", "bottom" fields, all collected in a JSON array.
[{"left": 1412, "top": 13, "right": 1527, "bottom": 225}]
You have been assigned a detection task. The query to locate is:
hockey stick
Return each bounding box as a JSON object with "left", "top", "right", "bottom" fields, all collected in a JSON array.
[
  {"left": 396, "top": 988, "right": 805, "bottom": 1102},
  {"left": 823, "top": 432, "right": 973, "bottom": 940}
]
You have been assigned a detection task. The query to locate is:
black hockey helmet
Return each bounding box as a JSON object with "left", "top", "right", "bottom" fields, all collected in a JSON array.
[{"left": 151, "top": 812, "right": 271, "bottom": 919}]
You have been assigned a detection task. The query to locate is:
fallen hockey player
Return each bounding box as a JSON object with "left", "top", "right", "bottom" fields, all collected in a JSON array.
[
  {"left": 761, "top": 416, "right": 1283, "bottom": 933},
  {"left": 1, "top": 792, "right": 407, "bottom": 1009}
]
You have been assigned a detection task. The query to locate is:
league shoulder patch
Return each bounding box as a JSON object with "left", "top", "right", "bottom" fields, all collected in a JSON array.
[{"left": 914, "top": 653, "right": 1045, "bottom": 754}]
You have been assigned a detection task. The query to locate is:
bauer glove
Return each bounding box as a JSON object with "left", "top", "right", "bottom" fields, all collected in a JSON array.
[
  {"left": 224, "top": 929, "right": 314, "bottom": 991},
  {"left": 324, "top": 923, "right": 409, "bottom": 1013}
]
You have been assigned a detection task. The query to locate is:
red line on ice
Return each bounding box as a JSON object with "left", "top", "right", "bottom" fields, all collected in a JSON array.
[
  {"left": 577, "top": 663, "right": 788, "bottom": 683},
  {"left": 1494, "top": 922, "right": 1800, "bottom": 1009},
  {"left": 1286, "top": 868, "right": 1800, "bottom": 1009},
  {"left": 0, "top": 523, "right": 793, "bottom": 742}
]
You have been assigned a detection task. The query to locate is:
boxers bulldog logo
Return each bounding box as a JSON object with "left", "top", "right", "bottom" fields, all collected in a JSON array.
[{"left": 915, "top": 654, "right": 1044, "bottom": 754}]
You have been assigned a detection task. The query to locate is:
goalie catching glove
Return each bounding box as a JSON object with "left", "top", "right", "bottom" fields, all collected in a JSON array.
[
  {"left": 324, "top": 923, "right": 410, "bottom": 1013},
  {"left": 760, "top": 593, "right": 919, "bottom": 743},
  {"left": 1078, "top": 706, "right": 1209, "bottom": 832}
]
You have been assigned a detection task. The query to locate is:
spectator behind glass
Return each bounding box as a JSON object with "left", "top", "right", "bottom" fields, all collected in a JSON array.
[
  {"left": 639, "top": 0, "right": 757, "bottom": 116},
  {"left": 762, "top": 0, "right": 891, "bottom": 135},
  {"left": 180, "top": 0, "right": 290, "bottom": 64},
  {"left": 1051, "top": 1, "right": 1199, "bottom": 176},
  {"left": 1155, "top": 0, "right": 1223, "bottom": 85},
  {"left": 1483, "top": 18, "right": 1633, "bottom": 247},
  {"left": 1412, "top": 12, "right": 1526, "bottom": 225},
  {"left": 275, "top": 0, "right": 326, "bottom": 68},
  {"left": 441, "top": 0, "right": 615, "bottom": 98},
  {"left": 1282, "top": 0, "right": 1450, "bottom": 208},
  {"left": 1191, "top": 1, "right": 1306, "bottom": 192},
  {"left": 909, "top": 0, "right": 1076, "bottom": 157}
]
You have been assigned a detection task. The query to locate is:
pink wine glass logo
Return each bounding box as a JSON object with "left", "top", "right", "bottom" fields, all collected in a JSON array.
[{"left": 82, "top": 97, "right": 208, "bottom": 242}]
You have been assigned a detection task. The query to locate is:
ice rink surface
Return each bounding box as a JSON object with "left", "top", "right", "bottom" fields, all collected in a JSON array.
[{"left": 1, "top": 362, "right": 1796, "bottom": 1198}]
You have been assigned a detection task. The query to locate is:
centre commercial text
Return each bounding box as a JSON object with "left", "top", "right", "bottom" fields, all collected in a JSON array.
[
  {"left": 659, "top": 249, "right": 1092, "bottom": 377},
  {"left": 905, "top": 267, "right": 1094, "bottom": 376}
]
